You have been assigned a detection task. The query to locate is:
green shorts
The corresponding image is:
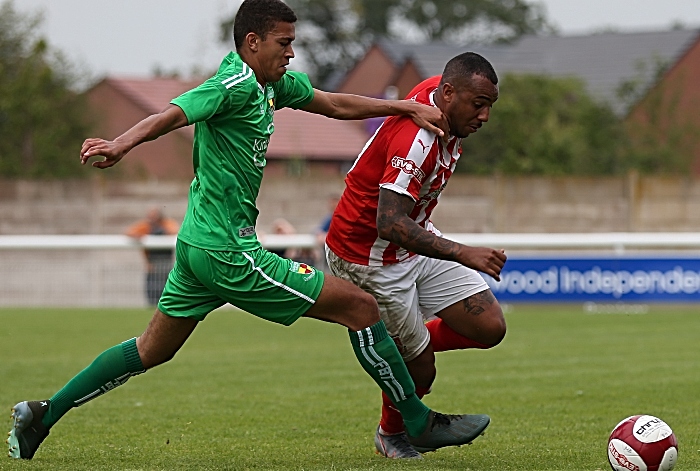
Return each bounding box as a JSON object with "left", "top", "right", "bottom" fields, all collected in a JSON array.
[{"left": 158, "top": 240, "right": 324, "bottom": 324}]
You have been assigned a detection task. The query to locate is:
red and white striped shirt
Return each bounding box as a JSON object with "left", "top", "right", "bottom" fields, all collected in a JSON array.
[{"left": 326, "top": 76, "right": 462, "bottom": 266}]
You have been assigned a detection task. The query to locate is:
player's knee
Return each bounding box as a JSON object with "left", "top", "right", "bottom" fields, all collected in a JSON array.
[
  {"left": 483, "top": 324, "right": 506, "bottom": 347},
  {"left": 347, "top": 290, "right": 381, "bottom": 331},
  {"left": 480, "top": 309, "right": 507, "bottom": 347}
]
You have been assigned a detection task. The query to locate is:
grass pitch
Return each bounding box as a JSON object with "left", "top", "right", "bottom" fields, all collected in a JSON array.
[{"left": 0, "top": 305, "right": 698, "bottom": 470}]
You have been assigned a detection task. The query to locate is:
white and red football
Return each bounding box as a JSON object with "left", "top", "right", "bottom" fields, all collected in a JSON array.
[{"left": 608, "top": 415, "right": 678, "bottom": 471}]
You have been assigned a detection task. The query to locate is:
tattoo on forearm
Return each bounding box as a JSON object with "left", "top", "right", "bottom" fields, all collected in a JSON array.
[
  {"left": 463, "top": 290, "right": 496, "bottom": 316},
  {"left": 377, "top": 190, "right": 462, "bottom": 260},
  {"left": 388, "top": 223, "right": 461, "bottom": 259}
]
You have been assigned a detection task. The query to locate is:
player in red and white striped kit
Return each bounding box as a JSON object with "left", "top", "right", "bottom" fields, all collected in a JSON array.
[{"left": 325, "top": 52, "right": 507, "bottom": 459}]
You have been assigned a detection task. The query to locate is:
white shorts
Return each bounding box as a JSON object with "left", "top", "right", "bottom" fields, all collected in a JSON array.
[{"left": 326, "top": 246, "right": 489, "bottom": 361}]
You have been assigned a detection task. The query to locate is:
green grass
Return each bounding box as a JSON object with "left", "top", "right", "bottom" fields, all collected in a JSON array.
[{"left": 0, "top": 305, "right": 698, "bottom": 470}]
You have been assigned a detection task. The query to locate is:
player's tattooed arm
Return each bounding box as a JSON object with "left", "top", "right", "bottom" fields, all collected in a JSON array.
[
  {"left": 376, "top": 188, "right": 507, "bottom": 280},
  {"left": 377, "top": 189, "right": 460, "bottom": 259}
]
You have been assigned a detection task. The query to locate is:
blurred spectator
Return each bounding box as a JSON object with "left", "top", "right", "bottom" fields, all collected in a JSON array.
[
  {"left": 315, "top": 194, "right": 340, "bottom": 271},
  {"left": 315, "top": 193, "right": 340, "bottom": 247},
  {"left": 268, "top": 218, "right": 296, "bottom": 258},
  {"left": 125, "top": 207, "right": 179, "bottom": 305},
  {"left": 270, "top": 218, "right": 316, "bottom": 267}
]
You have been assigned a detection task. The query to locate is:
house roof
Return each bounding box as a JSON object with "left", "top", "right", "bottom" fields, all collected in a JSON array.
[
  {"left": 266, "top": 109, "right": 369, "bottom": 161},
  {"left": 105, "top": 77, "right": 202, "bottom": 116},
  {"left": 104, "top": 77, "right": 200, "bottom": 140},
  {"left": 371, "top": 29, "right": 700, "bottom": 114},
  {"left": 100, "top": 77, "right": 370, "bottom": 161}
]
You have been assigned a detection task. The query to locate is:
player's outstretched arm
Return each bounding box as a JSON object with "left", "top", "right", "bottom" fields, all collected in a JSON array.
[
  {"left": 377, "top": 188, "right": 506, "bottom": 281},
  {"left": 80, "top": 104, "right": 188, "bottom": 169},
  {"left": 302, "top": 89, "right": 448, "bottom": 137}
]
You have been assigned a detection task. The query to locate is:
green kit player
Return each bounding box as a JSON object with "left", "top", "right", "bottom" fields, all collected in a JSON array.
[{"left": 8, "top": 0, "right": 488, "bottom": 461}]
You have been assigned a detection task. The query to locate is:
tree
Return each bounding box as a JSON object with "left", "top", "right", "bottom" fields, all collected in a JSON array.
[
  {"left": 622, "top": 76, "right": 698, "bottom": 175},
  {"left": 458, "top": 74, "right": 625, "bottom": 175},
  {"left": 220, "top": 0, "right": 552, "bottom": 84},
  {"left": 616, "top": 55, "right": 670, "bottom": 112},
  {"left": 0, "top": 1, "right": 91, "bottom": 178},
  {"left": 617, "top": 56, "right": 699, "bottom": 174}
]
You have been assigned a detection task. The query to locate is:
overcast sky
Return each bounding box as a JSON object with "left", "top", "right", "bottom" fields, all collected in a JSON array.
[{"left": 10, "top": 0, "right": 700, "bottom": 79}]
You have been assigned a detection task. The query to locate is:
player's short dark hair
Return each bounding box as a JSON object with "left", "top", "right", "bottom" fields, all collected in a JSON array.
[
  {"left": 441, "top": 52, "right": 498, "bottom": 87},
  {"left": 233, "top": 0, "right": 297, "bottom": 50}
]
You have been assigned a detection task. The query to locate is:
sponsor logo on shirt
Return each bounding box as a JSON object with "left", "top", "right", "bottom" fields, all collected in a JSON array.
[
  {"left": 391, "top": 156, "right": 425, "bottom": 181},
  {"left": 239, "top": 226, "right": 256, "bottom": 237},
  {"left": 253, "top": 138, "right": 269, "bottom": 167},
  {"left": 267, "top": 89, "right": 275, "bottom": 115},
  {"left": 417, "top": 182, "right": 448, "bottom": 206}
]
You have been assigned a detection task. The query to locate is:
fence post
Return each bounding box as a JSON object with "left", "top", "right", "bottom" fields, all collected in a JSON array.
[{"left": 626, "top": 170, "right": 640, "bottom": 231}]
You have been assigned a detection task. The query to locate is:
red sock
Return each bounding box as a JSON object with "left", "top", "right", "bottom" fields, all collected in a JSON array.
[
  {"left": 378, "top": 320, "right": 488, "bottom": 435},
  {"left": 379, "top": 386, "right": 431, "bottom": 435},
  {"left": 425, "top": 318, "right": 489, "bottom": 352}
]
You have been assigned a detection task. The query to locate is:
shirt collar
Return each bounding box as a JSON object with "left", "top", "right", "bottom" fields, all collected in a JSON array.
[{"left": 429, "top": 90, "right": 455, "bottom": 142}]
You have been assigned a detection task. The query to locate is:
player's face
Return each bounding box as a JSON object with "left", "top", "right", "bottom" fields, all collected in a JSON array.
[
  {"left": 257, "top": 21, "right": 296, "bottom": 83},
  {"left": 442, "top": 74, "right": 498, "bottom": 138}
]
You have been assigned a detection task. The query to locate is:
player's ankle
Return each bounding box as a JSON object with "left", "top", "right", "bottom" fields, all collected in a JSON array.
[
  {"left": 403, "top": 409, "right": 431, "bottom": 437},
  {"left": 379, "top": 424, "right": 405, "bottom": 436}
]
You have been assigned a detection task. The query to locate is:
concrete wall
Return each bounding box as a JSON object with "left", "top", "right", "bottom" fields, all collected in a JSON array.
[
  {"left": 3, "top": 172, "right": 700, "bottom": 236},
  {"left": 3, "top": 173, "right": 700, "bottom": 307}
]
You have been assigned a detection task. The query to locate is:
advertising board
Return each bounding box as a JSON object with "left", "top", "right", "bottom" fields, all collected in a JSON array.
[{"left": 485, "top": 257, "right": 700, "bottom": 302}]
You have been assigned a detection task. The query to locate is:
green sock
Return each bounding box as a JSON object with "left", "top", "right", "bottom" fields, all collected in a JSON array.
[
  {"left": 42, "top": 338, "right": 145, "bottom": 428},
  {"left": 348, "top": 320, "right": 430, "bottom": 437}
]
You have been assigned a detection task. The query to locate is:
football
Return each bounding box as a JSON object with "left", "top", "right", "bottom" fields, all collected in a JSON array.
[{"left": 608, "top": 415, "right": 678, "bottom": 471}]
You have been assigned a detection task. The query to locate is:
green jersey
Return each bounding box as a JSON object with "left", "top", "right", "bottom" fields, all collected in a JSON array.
[{"left": 170, "top": 52, "right": 315, "bottom": 251}]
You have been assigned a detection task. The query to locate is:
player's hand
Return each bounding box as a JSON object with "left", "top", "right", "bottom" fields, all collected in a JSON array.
[
  {"left": 80, "top": 138, "right": 129, "bottom": 169},
  {"left": 458, "top": 247, "right": 507, "bottom": 281},
  {"left": 407, "top": 102, "right": 449, "bottom": 138}
]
